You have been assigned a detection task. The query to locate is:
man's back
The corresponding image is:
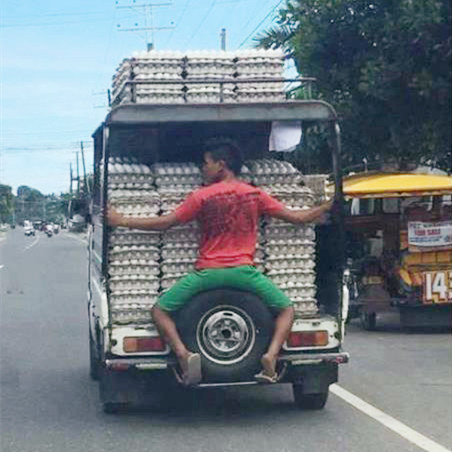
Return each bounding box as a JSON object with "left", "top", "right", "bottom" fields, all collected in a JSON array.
[{"left": 174, "top": 180, "right": 284, "bottom": 269}]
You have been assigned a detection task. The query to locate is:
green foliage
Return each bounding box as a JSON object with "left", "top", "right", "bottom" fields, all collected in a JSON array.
[
  {"left": 13, "top": 186, "right": 73, "bottom": 224},
  {"left": 0, "top": 185, "right": 14, "bottom": 223},
  {"left": 257, "top": 0, "right": 451, "bottom": 172}
]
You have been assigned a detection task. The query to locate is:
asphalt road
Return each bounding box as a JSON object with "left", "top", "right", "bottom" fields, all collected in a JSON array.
[{"left": 1, "top": 228, "right": 451, "bottom": 452}]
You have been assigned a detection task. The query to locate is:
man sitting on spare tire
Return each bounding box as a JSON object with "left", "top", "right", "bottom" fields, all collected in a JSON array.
[{"left": 107, "top": 139, "right": 332, "bottom": 386}]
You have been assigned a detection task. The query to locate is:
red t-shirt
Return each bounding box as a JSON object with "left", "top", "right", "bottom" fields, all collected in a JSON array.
[{"left": 174, "top": 180, "right": 284, "bottom": 269}]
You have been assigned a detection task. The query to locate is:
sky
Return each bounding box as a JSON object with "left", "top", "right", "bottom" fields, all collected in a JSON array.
[{"left": 0, "top": 0, "right": 291, "bottom": 195}]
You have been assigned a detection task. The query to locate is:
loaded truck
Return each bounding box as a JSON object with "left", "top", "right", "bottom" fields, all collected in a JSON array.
[{"left": 87, "top": 49, "right": 349, "bottom": 413}]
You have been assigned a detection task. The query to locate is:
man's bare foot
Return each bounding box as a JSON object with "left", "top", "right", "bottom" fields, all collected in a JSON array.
[
  {"left": 261, "top": 353, "right": 277, "bottom": 377},
  {"left": 254, "top": 353, "right": 279, "bottom": 384},
  {"left": 176, "top": 352, "right": 202, "bottom": 386}
]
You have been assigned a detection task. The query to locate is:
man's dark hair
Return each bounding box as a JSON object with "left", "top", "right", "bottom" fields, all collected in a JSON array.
[{"left": 203, "top": 138, "right": 243, "bottom": 175}]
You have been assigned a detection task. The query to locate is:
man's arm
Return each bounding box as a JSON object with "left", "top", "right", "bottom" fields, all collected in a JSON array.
[
  {"left": 107, "top": 206, "right": 180, "bottom": 231},
  {"left": 271, "top": 201, "right": 333, "bottom": 224}
]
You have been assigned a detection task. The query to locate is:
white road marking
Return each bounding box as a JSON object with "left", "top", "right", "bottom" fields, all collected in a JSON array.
[
  {"left": 331, "top": 384, "right": 451, "bottom": 452},
  {"left": 23, "top": 235, "right": 40, "bottom": 251},
  {"left": 0, "top": 265, "right": 4, "bottom": 270}
]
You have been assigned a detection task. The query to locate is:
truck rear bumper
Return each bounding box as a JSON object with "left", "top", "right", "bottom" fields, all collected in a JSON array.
[
  {"left": 105, "top": 351, "right": 349, "bottom": 371},
  {"left": 280, "top": 351, "right": 349, "bottom": 366}
]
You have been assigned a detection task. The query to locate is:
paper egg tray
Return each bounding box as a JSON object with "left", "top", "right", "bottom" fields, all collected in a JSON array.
[
  {"left": 110, "top": 298, "right": 158, "bottom": 325},
  {"left": 109, "top": 230, "right": 161, "bottom": 246}
]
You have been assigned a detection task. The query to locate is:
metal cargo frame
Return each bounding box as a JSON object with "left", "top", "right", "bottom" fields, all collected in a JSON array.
[{"left": 93, "top": 100, "right": 346, "bottom": 333}]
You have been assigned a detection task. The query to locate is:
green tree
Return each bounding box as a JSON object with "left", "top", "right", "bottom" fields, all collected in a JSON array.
[
  {"left": 257, "top": 0, "right": 451, "bottom": 172},
  {"left": 0, "top": 184, "right": 14, "bottom": 224},
  {"left": 15, "top": 185, "right": 45, "bottom": 223}
]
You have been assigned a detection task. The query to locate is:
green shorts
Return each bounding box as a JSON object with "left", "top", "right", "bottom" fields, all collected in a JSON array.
[{"left": 157, "top": 265, "right": 293, "bottom": 312}]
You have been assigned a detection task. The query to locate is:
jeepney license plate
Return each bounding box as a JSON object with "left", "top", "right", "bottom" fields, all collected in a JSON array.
[{"left": 423, "top": 271, "right": 452, "bottom": 303}]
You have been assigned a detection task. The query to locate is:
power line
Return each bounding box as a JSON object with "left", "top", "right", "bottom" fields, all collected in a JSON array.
[
  {"left": 186, "top": 0, "right": 217, "bottom": 45},
  {"left": 0, "top": 17, "right": 114, "bottom": 28},
  {"left": 1, "top": 11, "right": 108, "bottom": 19},
  {"left": 164, "top": 0, "right": 191, "bottom": 46},
  {"left": 116, "top": 2, "right": 173, "bottom": 49},
  {"left": 237, "top": 0, "right": 268, "bottom": 38},
  {"left": 238, "top": 0, "right": 285, "bottom": 48},
  {"left": 2, "top": 129, "right": 93, "bottom": 136}
]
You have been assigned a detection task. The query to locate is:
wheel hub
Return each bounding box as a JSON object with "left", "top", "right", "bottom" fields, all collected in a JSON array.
[{"left": 197, "top": 305, "right": 256, "bottom": 365}]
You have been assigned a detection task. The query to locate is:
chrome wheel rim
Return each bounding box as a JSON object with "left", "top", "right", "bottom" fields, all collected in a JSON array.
[{"left": 196, "top": 305, "right": 256, "bottom": 365}]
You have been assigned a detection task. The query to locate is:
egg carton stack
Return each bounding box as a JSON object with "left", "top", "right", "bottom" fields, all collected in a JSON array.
[
  {"left": 249, "top": 159, "right": 318, "bottom": 315},
  {"left": 112, "top": 50, "right": 185, "bottom": 105},
  {"left": 111, "top": 49, "right": 287, "bottom": 105},
  {"left": 154, "top": 163, "right": 202, "bottom": 291},
  {"left": 111, "top": 58, "right": 132, "bottom": 104},
  {"left": 107, "top": 157, "right": 161, "bottom": 325},
  {"left": 301, "top": 175, "right": 333, "bottom": 204},
  {"left": 185, "top": 50, "right": 236, "bottom": 103},
  {"left": 235, "top": 49, "right": 285, "bottom": 103},
  {"left": 239, "top": 163, "right": 253, "bottom": 184}
]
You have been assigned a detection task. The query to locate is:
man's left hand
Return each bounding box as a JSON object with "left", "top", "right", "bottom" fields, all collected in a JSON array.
[{"left": 105, "top": 204, "right": 124, "bottom": 227}]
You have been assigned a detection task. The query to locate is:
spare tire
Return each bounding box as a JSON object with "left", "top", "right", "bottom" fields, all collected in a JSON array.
[{"left": 175, "top": 289, "right": 274, "bottom": 383}]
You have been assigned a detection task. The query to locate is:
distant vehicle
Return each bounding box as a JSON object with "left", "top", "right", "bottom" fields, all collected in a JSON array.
[
  {"left": 45, "top": 224, "right": 53, "bottom": 237},
  {"left": 342, "top": 172, "right": 452, "bottom": 329},
  {"left": 68, "top": 214, "right": 86, "bottom": 232},
  {"left": 33, "top": 220, "right": 43, "bottom": 230},
  {"left": 24, "top": 224, "right": 35, "bottom": 236},
  {"left": 53, "top": 224, "right": 60, "bottom": 234}
]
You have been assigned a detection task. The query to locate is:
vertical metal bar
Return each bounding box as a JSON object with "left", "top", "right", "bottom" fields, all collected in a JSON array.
[
  {"left": 101, "top": 125, "right": 112, "bottom": 331},
  {"left": 131, "top": 59, "right": 137, "bottom": 103},
  {"left": 331, "top": 121, "right": 346, "bottom": 338},
  {"left": 219, "top": 80, "right": 224, "bottom": 103},
  {"left": 220, "top": 28, "right": 226, "bottom": 50},
  {"left": 307, "top": 81, "right": 312, "bottom": 100},
  {"left": 101, "top": 126, "right": 110, "bottom": 280}
]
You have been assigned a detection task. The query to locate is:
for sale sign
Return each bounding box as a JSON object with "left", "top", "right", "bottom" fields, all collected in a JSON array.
[{"left": 408, "top": 221, "right": 452, "bottom": 252}]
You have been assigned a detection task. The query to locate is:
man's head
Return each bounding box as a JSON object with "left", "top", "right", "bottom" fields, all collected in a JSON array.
[{"left": 202, "top": 139, "right": 243, "bottom": 184}]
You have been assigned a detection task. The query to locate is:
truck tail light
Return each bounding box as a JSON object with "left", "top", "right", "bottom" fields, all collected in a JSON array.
[
  {"left": 123, "top": 336, "right": 165, "bottom": 353},
  {"left": 287, "top": 331, "right": 329, "bottom": 348}
]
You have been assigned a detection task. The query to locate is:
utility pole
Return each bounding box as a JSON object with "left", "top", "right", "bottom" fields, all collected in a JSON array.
[
  {"left": 80, "top": 141, "right": 90, "bottom": 197},
  {"left": 116, "top": 2, "right": 174, "bottom": 50},
  {"left": 69, "top": 163, "right": 73, "bottom": 194},
  {"left": 76, "top": 152, "right": 80, "bottom": 196},
  {"left": 220, "top": 28, "right": 227, "bottom": 51}
]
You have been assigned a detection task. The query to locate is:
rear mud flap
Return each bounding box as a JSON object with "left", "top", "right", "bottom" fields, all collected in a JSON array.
[
  {"left": 288, "top": 363, "right": 338, "bottom": 394},
  {"left": 99, "top": 368, "right": 175, "bottom": 406}
]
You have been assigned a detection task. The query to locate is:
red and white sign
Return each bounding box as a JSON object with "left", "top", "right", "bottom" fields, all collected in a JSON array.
[{"left": 408, "top": 221, "right": 452, "bottom": 251}]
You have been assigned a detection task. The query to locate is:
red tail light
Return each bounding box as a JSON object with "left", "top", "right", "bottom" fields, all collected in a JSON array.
[
  {"left": 287, "top": 331, "right": 329, "bottom": 348},
  {"left": 123, "top": 336, "right": 165, "bottom": 353}
]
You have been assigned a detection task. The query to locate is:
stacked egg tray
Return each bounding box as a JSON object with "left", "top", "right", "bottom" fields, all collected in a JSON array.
[
  {"left": 154, "top": 163, "right": 202, "bottom": 293},
  {"left": 185, "top": 51, "right": 236, "bottom": 103},
  {"left": 107, "top": 157, "right": 161, "bottom": 325},
  {"left": 301, "top": 174, "right": 333, "bottom": 204},
  {"left": 248, "top": 160, "right": 319, "bottom": 315},
  {"left": 111, "top": 49, "right": 284, "bottom": 105},
  {"left": 106, "top": 158, "right": 320, "bottom": 324},
  {"left": 234, "top": 49, "right": 285, "bottom": 103},
  {"left": 112, "top": 51, "right": 185, "bottom": 105}
]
